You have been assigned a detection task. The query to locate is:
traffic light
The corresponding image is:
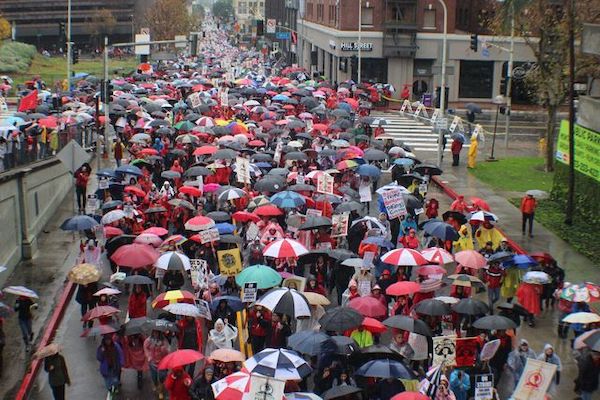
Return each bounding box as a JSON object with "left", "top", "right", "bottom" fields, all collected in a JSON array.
[
  {"left": 72, "top": 46, "right": 79, "bottom": 64},
  {"left": 470, "top": 34, "right": 478, "bottom": 52},
  {"left": 256, "top": 20, "right": 264, "bottom": 36},
  {"left": 500, "top": 76, "right": 507, "bottom": 96},
  {"left": 58, "top": 22, "right": 66, "bottom": 39},
  {"left": 190, "top": 33, "right": 199, "bottom": 56}
]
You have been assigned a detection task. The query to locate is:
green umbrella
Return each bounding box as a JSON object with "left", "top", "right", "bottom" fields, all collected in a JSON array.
[
  {"left": 174, "top": 120, "right": 195, "bottom": 131},
  {"left": 235, "top": 264, "right": 282, "bottom": 289}
]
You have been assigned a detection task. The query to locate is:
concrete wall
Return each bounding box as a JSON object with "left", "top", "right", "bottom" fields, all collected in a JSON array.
[{"left": 0, "top": 159, "right": 72, "bottom": 285}]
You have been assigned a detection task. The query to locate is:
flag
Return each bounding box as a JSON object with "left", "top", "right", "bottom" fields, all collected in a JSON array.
[
  {"left": 18, "top": 90, "right": 38, "bottom": 112},
  {"left": 420, "top": 364, "right": 443, "bottom": 398}
]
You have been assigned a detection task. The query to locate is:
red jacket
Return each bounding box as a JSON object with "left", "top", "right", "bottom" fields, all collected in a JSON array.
[
  {"left": 127, "top": 291, "right": 147, "bottom": 319},
  {"left": 164, "top": 370, "right": 192, "bottom": 400},
  {"left": 451, "top": 139, "right": 463, "bottom": 155},
  {"left": 520, "top": 196, "right": 537, "bottom": 214},
  {"left": 177, "top": 318, "right": 203, "bottom": 353}
]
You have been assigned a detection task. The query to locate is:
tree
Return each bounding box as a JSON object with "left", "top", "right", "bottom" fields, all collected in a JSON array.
[
  {"left": 87, "top": 8, "right": 117, "bottom": 47},
  {"left": 145, "top": 0, "right": 196, "bottom": 41},
  {"left": 212, "top": 0, "right": 234, "bottom": 20},
  {"left": 493, "top": 0, "right": 600, "bottom": 172},
  {"left": 0, "top": 16, "right": 11, "bottom": 40}
]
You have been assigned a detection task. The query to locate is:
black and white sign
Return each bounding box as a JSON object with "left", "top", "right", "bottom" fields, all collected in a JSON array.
[
  {"left": 242, "top": 282, "right": 258, "bottom": 303},
  {"left": 475, "top": 374, "right": 494, "bottom": 400},
  {"left": 340, "top": 42, "right": 373, "bottom": 51}
]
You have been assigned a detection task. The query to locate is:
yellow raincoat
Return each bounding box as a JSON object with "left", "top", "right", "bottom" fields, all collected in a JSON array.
[
  {"left": 467, "top": 135, "right": 478, "bottom": 168},
  {"left": 453, "top": 224, "right": 474, "bottom": 252},
  {"left": 501, "top": 268, "right": 523, "bottom": 298},
  {"left": 475, "top": 225, "right": 503, "bottom": 249}
]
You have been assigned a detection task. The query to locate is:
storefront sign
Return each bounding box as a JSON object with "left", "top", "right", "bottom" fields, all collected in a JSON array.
[
  {"left": 340, "top": 42, "right": 373, "bottom": 51},
  {"left": 275, "top": 32, "right": 291, "bottom": 40},
  {"left": 556, "top": 120, "right": 600, "bottom": 182}
]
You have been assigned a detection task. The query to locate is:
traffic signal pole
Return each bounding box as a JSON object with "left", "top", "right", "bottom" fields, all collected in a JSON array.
[{"left": 66, "top": 0, "right": 72, "bottom": 89}]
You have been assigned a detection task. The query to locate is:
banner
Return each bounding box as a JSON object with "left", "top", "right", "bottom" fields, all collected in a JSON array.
[
  {"left": 359, "top": 182, "right": 372, "bottom": 203},
  {"left": 306, "top": 209, "right": 322, "bottom": 217},
  {"left": 236, "top": 156, "right": 251, "bottom": 184},
  {"left": 316, "top": 173, "right": 334, "bottom": 194},
  {"left": 512, "top": 359, "right": 557, "bottom": 400},
  {"left": 217, "top": 248, "right": 242, "bottom": 275},
  {"left": 381, "top": 188, "right": 407, "bottom": 219},
  {"left": 188, "top": 92, "right": 201, "bottom": 108},
  {"left": 474, "top": 374, "right": 494, "bottom": 400},
  {"left": 432, "top": 335, "right": 457, "bottom": 367},
  {"left": 246, "top": 222, "right": 260, "bottom": 241},
  {"left": 248, "top": 375, "right": 285, "bottom": 400},
  {"left": 556, "top": 120, "right": 600, "bottom": 182},
  {"left": 199, "top": 227, "right": 220, "bottom": 244},
  {"left": 455, "top": 337, "right": 479, "bottom": 367},
  {"left": 331, "top": 212, "right": 349, "bottom": 237}
]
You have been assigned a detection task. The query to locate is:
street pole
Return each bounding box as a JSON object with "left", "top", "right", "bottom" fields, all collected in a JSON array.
[
  {"left": 103, "top": 36, "right": 110, "bottom": 161},
  {"left": 436, "top": 0, "right": 448, "bottom": 167},
  {"left": 565, "top": 0, "right": 575, "bottom": 225},
  {"left": 503, "top": 4, "right": 514, "bottom": 148},
  {"left": 357, "top": 0, "right": 362, "bottom": 84},
  {"left": 66, "top": 0, "right": 72, "bottom": 90}
]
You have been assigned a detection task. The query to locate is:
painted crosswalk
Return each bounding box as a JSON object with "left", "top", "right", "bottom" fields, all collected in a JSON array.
[{"left": 369, "top": 110, "right": 469, "bottom": 152}]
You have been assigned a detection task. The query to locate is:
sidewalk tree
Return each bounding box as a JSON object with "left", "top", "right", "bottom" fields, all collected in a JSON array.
[
  {"left": 87, "top": 9, "right": 117, "bottom": 48},
  {"left": 212, "top": 0, "right": 234, "bottom": 20},
  {"left": 0, "top": 16, "right": 10, "bottom": 40},
  {"left": 493, "top": 0, "right": 600, "bottom": 172},
  {"left": 145, "top": 0, "right": 196, "bottom": 41}
]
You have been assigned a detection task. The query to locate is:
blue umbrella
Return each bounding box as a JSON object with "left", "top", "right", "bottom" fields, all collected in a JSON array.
[
  {"left": 393, "top": 158, "right": 415, "bottom": 166},
  {"left": 115, "top": 164, "right": 142, "bottom": 176},
  {"left": 504, "top": 254, "right": 538, "bottom": 269},
  {"left": 96, "top": 168, "right": 116, "bottom": 178},
  {"left": 255, "top": 162, "right": 272, "bottom": 168},
  {"left": 1, "top": 116, "right": 26, "bottom": 126},
  {"left": 356, "top": 164, "right": 381, "bottom": 179},
  {"left": 215, "top": 222, "right": 235, "bottom": 235},
  {"left": 355, "top": 359, "right": 416, "bottom": 379},
  {"left": 272, "top": 94, "right": 289, "bottom": 102},
  {"left": 210, "top": 295, "right": 244, "bottom": 312},
  {"left": 362, "top": 236, "right": 394, "bottom": 248},
  {"left": 60, "top": 215, "right": 99, "bottom": 231},
  {"left": 423, "top": 221, "right": 459, "bottom": 241},
  {"left": 337, "top": 102, "right": 352, "bottom": 112},
  {"left": 270, "top": 191, "right": 306, "bottom": 209}
]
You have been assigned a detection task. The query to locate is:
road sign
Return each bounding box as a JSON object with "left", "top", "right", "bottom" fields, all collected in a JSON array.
[
  {"left": 266, "top": 19, "right": 276, "bottom": 34},
  {"left": 175, "top": 35, "right": 187, "bottom": 48},
  {"left": 275, "top": 32, "right": 291, "bottom": 40},
  {"left": 135, "top": 34, "right": 150, "bottom": 55}
]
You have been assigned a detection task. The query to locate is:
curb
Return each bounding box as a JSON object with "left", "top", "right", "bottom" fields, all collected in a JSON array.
[
  {"left": 15, "top": 280, "right": 75, "bottom": 400},
  {"left": 431, "top": 175, "right": 527, "bottom": 255}
]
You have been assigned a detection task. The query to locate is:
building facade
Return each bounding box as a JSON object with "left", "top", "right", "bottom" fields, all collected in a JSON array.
[
  {"left": 295, "top": 0, "right": 536, "bottom": 103},
  {"left": 233, "top": 0, "right": 265, "bottom": 32}
]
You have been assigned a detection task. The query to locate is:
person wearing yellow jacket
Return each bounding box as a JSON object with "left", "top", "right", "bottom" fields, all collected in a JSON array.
[
  {"left": 475, "top": 222, "right": 503, "bottom": 249},
  {"left": 467, "top": 131, "right": 479, "bottom": 168},
  {"left": 453, "top": 224, "right": 474, "bottom": 252},
  {"left": 350, "top": 326, "right": 373, "bottom": 348}
]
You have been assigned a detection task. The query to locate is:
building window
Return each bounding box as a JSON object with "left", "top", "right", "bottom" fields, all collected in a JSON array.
[
  {"left": 361, "top": 7, "right": 374, "bottom": 26},
  {"left": 459, "top": 60, "right": 494, "bottom": 98},
  {"left": 317, "top": 4, "right": 324, "bottom": 21},
  {"left": 306, "top": 2, "right": 313, "bottom": 18},
  {"left": 423, "top": 9, "right": 436, "bottom": 29}
]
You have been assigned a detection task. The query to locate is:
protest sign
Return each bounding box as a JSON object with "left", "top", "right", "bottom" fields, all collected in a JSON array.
[
  {"left": 381, "top": 188, "right": 407, "bottom": 219},
  {"left": 196, "top": 299, "right": 212, "bottom": 320},
  {"left": 217, "top": 248, "right": 242, "bottom": 275},
  {"left": 190, "top": 259, "right": 209, "bottom": 288},
  {"left": 316, "top": 173, "right": 334, "bottom": 194},
  {"left": 245, "top": 222, "right": 260, "bottom": 241},
  {"left": 432, "top": 335, "right": 457, "bottom": 367},
  {"left": 248, "top": 375, "right": 285, "bottom": 400},
  {"left": 363, "top": 251, "right": 375, "bottom": 269},
  {"left": 359, "top": 182, "right": 372, "bottom": 203},
  {"left": 273, "top": 141, "right": 283, "bottom": 164},
  {"left": 475, "top": 374, "right": 494, "bottom": 400},
  {"left": 98, "top": 178, "right": 110, "bottom": 190},
  {"left": 306, "top": 209, "right": 323, "bottom": 217},
  {"left": 199, "top": 227, "right": 220, "bottom": 244},
  {"left": 331, "top": 212, "right": 349, "bottom": 237},
  {"left": 455, "top": 337, "right": 479, "bottom": 367},
  {"left": 296, "top": 174, "right": 305, "bottom": 185},
  {"left": 513, "top": 359, "right": 557, "bottom": 400},
  {"left": 188, "top": 92, "right": 201, "bottom": 108},
  {"left": 236, "top": 156, "right": 251, "bottom": 184},
  {"left": 242, "top": 282, "right": 258, "bottom": 303},
  {"left": 479, "top": 339, "right": 500, "bottom": 361}
]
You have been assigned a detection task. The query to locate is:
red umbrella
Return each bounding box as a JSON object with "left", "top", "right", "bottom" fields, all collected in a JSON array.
[
  {"left": 312, "top": 123, "right": 328, "bottom": 132},
  {"left": 455, "top": 250, "right": 487, "bottom": 269},
  {"left": 81, "top": 305, "right": 120, "bottom": 321},
  {"left": 143, "top": 227, "right": 168, "bottom": 236},
  {"left": 124, "top": 185, "right": 146, "bottom": 198},
  {"left": 247, "top": 140, "right": 265, "bottom": 147},
  {"left": 179, "top": 186, "right": 202, "bottom": 197},
  {"left": 152, "top": 290, "right": 196, "bottom": 309},
  {"left": 263, "top": 238, "right": 309, "bottom": 258},
  {"left": 232, "top": 211, "right": 261, "bottom": 223},
  {"left": 193, "top": 145, "right": 218, "bottom": 156},
  {"left": 104, "top": 226, "right": 124, "bottom": 238},
  {"left": 416, "top": 264, "right": 447, "bottom": 276},
  {"left": 80, "top": 324, "right": 119, "bottom": 338},
  {"left": 38, "top": 116, "right": 58, "bottom": 129},
  {"left": 139, "top": 148, "right": 158, "bottom": 156},
  {"left": 184, "top": 215, "right": 215, "bottom": 231},
  {"left": 362, "top": 317, "right": 387, "bottom": 333},
  {"left": 348, "top": 296, "right": 388, "bottom": 318},
  {"left": 391, "top": 392, "right": 430, "bottom": 400},
  {"left": 110, "top": 243, "right": 160, "bottom": 269},
  {"left": 386, "top": 281, "right": 421, "bottom": 296},
  {"left": 380, "top": 249, "right": 427, "bottom": 266},
  {"left": 254, "top": 205, "right": 284, "bottom": 217},
  {"left": 158, "top": 349, "right": 204, "bottom": 370},
  {"left": 530, "top": 252, "right": 555, "bottom": 264},
  {"left": 470, "top": 197, "right": 491, "bottom": 211}
]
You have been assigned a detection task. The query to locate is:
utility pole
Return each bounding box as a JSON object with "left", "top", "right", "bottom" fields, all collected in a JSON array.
[
  {"left": 436, "top": 0, "right": 448, "bottom": 167},
  {"left": 357, "top": 0, "right": 362, "bottom": 84},
  {"left": 66, "top": 0, "right": 72, "bottom": 89},
  {"left": 565, "top": 0, "right": 575, "bottom": 225},
  {"left": 503, "top": 4, "right": 514, "bottom": 148}
]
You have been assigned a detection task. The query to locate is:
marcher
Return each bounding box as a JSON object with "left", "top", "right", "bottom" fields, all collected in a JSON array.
[
  {"left": 164, "top": 367, "right": 192, "bottom": 400},
  {"left": 451, "top": 138, "right": 463, "bottom": 166},
  {"left": 96, "top": 334, "right": 125, "bottom": 394},
  {"left": 74, "top": 164, "right": 90, "bottom": 213},
  {"left": 144, "top": 330, "right": 170, "bottom": 398},
  {"left": 520, "top": 193, "right": 537, "bottom": 238},
  {"left": 15, "top": 295, "right": 36, "bottom": 351},
  {"left": 43, "top": 349, "right": 70, "bottom": 400},
  {"left": 537, "top": 343, "right": 561, "bottom": 396},
  {"left": 507, "top": 339, "right": 537, "bottom": 388}
]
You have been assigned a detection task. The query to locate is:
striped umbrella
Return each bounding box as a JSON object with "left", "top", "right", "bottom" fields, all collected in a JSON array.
[
  {"left": 218, "top": 187, "right": 247, "bottom": 201},
  {"left": 155, "top": 251, "right": 191, "bottom": 271},
  {"left": 263, "top": 238, "right": 309, "bottom": 259},
  {"left": 184, "top": 215, "right": 216, "bottom": 231},
  {"left": 245, "top": 348, "right": 312, "bottom": 380},
  {"left": 256, "top": 287, "right": 311, "bottom": 318},
  {"left": 211, "top": 370, "right": 251, "bottom": 400},
  {"left": 247, "top": 195, "right": 272, "bottom": 211},
  {"left": 421, "top": 248, "right": 455, "bottom": 265},
  {"left": 152, "top": 290, "right": 196, "bottom": 309},
  {"left": 380, "top": 248, "right": 427, "bottom": 266}
]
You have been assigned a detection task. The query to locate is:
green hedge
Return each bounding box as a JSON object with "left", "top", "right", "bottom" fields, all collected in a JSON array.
[
  {"left": 551, "top": 162, "right": 600, "bottom": 226},
  {"left": 0, "top": 41, "right": 37, "bottom": 73}
]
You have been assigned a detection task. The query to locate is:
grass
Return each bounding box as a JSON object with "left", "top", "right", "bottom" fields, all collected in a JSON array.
[
  {"left": 468, "top": 157, "right": 554, "bottom": 193},
  {"left": 9, "top": 54, "right": 138, "bottom": 90}
]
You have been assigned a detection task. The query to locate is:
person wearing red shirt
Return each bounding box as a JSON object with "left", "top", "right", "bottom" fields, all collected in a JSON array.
[
  {"left": 127, "top": 285, "right": 148, "bottom": 319},
  {"left": 306, "top": 276, "right": 327, "bottom": 296},
  {"left": 399, "top": 229, "right": 419, "bottom": 250},
  {"left": 177, "top": 316, "right": 203, "bottom": 354},
  {"left": 425, "top": 198, "right": 439, "bottom": 219},
  {"left": 247, "top": 305, "right": 271, "bottom": 353},
  {"left": 450, "top": 195, "right": 471, "bottom": 214},
  {"left": 451, "top": 138, "right": 463, "bottom": 166},
  {"left": 485, "top": 262, "right": 505, "bottom": 309},
  {"left": 520, "top": 194, "right": 537, "bottom": 237},
  {"left": 74, "top": 164, "right": 90, "bottom": 212},
  {"left": 164, "top": 367, "right": 192, "bottom": 400}
]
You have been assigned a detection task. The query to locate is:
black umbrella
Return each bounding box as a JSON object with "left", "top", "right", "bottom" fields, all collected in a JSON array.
[
  {"left": 289, "top": 184, "right": 316, "bottom": 192},
  {"left": 122, "top": 274, "right": 154, "bottom": 285},
  {"left": 145, "top": 206, "right": 167, "bottom": 214},
  {"left": 206, "top": 211, "right": 231, "bottom": 222},
  {"left": 496, "top": 302, "right": 529, "bottom": 316},
  {"left": 320, "top": 306, "right": 364, "bottom": 332},
  {"left": 327, "top": 249, "right": 357, "bottom": 261},
  {"left": 287, "top": 331, "right": 336, "bottom": 356},
  {"left": 350, "top": 344, "right": 406, "bottom": 365},
  {"left": 396, "top": 173, "right": 426, "bottom": 187},
  {"left": 383, "top": 315, "right": 433, "bottom": 336},
  {"left": 268, "top": 168, "right": 290, "bottom": 176},
  {"left": 285, "top": 151, "right": 309, "bottom": 161},
  {"left": 414, "top": 299, "right": 451, "bottom": 316},
  {"left": 465, "top": 103, "right": 482, "bottom": 114},
  {"left": 414, "top": 164, "right": 443, "bottom": 176},
  {"left": 168, "top": 199, "right": 195, "bottom": 211},
  {"left": 184, "top": 166, "right": 213, "bottom": 177},
  {"left": 211, "top": 149, "right": 238, "bottom": 160},
  {"left": 472, "top": 315, "right": 517, "bottom": 330},
  {"left": 122, "top": 317, "right": 149, "bottom": 335},
  {"left": 299, "top": 216, "right": 332, "bottom": 231},
  {"left": 254, "top": 178, "right": 285, "bottom": 192},
  {"left": 219, "top": 234, "right": 243, "bottom": 245},
  {"left": 105, "top": 235, "right": 137, "bottom": 255},
  {"left": 144, "top": 318, "right": 179, "bottom": 333},
  {"left": 335, "top": 201, "right": 362, "bottom": 213},
  {"left": 60, "top": 215, "right": 99, "bottom": 232},
  {"left": 402, "top": 194, "right": 423, "bottom": 210},
  {"left": 252, "top": 153, "right": 273, "bottom": 162},
  {"left": 297, "top": 251, "right": 329, "bottom": 265},
  {"left": 330, "top": 335, "right": 360, "bottom": 355},
  {"left": 101, "top": 200, "right": 123, "bottom": 211},
  {"left": 355, "top": 359, "right": 416, "bottom": 379},
  {"left": 363, "top": 149, "right": 388, "bottom": 161},
  {"left": 442, "top": 210, "right": 467, "bottom": 225},
  {"left": 452, "top": 298, "right": 489, "bottom": 316}
]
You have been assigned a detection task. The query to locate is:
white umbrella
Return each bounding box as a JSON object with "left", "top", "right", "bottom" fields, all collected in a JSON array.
[
  {"left": 563, "top": 312, "right": 600, "bottom": 324},
  {"left": 3, "top": 285, "right": 39, "bottom": 298},
  {"left": 245, "top": 348, "right": 312, "bottom": 380},
  {"left": 155, "top": 251, "right": 191, "bottom": 271},
  {"left": 256, "top": 287, "right": 311, "bottom": 318},
  {"left": 164, "top": 303, "right": 201, "bottom": 317},
  {"left": 101, "top": 209, "right": 127, "bottom": 225},
  {"left": 218, "top": 188, "right": 246, "bottom": 202}
]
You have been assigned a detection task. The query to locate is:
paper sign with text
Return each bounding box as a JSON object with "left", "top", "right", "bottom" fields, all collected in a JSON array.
[{"left": 381, "top": 188, "right": 407, "bottom": 219}]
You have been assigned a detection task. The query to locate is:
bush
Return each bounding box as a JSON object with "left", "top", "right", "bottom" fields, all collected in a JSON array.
[{"left": 0, "top": 41, "right": 36, "bottom": 73}]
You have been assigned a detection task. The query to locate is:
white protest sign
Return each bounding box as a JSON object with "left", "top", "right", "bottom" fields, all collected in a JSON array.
[
  {"left": 199, "top": 227, "right": 220, "bottom": 244},
  {"left": 475, "top": 374, "right": 494, "bottom": 400},
  {"left": 381, "top": 188, "right": 407, "bottom": 219},
  {"left": 449, "top": 116, "right": 464, "bottom": 133},
  {"left": 359, "top": 182, "right": 372, "bottom": 202},
  {"left": 190, "top": 259, "right": 210, "bottom": 288},
  {"left": 306, "top": 209, "right": 322, "bottom": 217},
  {"left": 479, "top": 339, "right": 500, "bottom": 361},
  {"left": 242, "top": 282, "right": 258, "bottom": 303},
  {"left": 188, "top": 92, "right": 202, "bottom": 108},
  {"left": 273, "top": 141, "right": 283, "bottom": 164},
  {"left": 248, "top": 375, "right": 285, "bottom": 400},
  {"left": 296, "top": 174, "right": 306, "bottom": 185},
  {"left": 316, "top": 173, "right": 334, "bottom": 195},
  {"left": 98, "top": 178, "right": 110, "bottom": 190},
  {"left": 432, "top": 335, "right": 457, "bottom": 367},
  {"left": 197, "top": 175, "right": 204, "bottom": 192},
  {"left": 236, "top": 156, "right": 251, "bottom": 184},
  {"left": 363, "top": 251, "right": 375, "bottom": 269},
  {"left": 245, "top": 222, "right": 260, "bottom": 242},
  {"left": 331, "top": 212, "right": 349, "bottom": 237},
  {"left": 358, "top": 280, "right": 372, "bottom": 296},
  {"left": 512, "top": 359, "right": 557, "bottom": 400},
  {"left": 196, "top": 299, "right": 212, "bottom": 320},
  {"left": 430, "top": 109, "right": 440, "bottom": 124}
]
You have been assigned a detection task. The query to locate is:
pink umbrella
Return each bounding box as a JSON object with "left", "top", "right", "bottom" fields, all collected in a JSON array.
[
  {"left": 421, "top": 248, "right": 454, "bottom": 265},
  {"left": 204, "top": 183, "right": 221, "bottom": 193},
  {"left": 110, "top": 243, "right": 160, "bottom": 269},
  {"left": 104, "top": 226, "right": 124, "bottom": 238},
  {"left": 380, "top": 248, "right": 427, "bottom": 266},
  {"left": 455, "top": 250, "right": 487, "bottom": 269},
  {"left": 349, "top": 296, "right": 388, "bottom": 318},
  {"left": 134, "top": 233, "right": 163, "bottom": 247},
  {"left": 142, "top": 227, "right": 168, "bottom": 236},
  {"left": 416, "top": 264, "right": 448, "bottom": 276}
]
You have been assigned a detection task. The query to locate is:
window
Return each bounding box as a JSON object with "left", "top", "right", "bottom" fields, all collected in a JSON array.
[
  {"left": 306, "top": 2, "right": 313, "bottom": 18},
  {"left": 423, "top": 9, "right": 436, "bottom": 29},
  {"left": 317, "top": 4, "right": 324, "bottom": 21},
  {"left": 361, "top": 7, "right": 374, "bottom": 26},
  {"left": 459, "top": 60, "right": 494, "bottom": 98},
  {"left": 238, "top": 2, "right": 247, "bottom": 14}
]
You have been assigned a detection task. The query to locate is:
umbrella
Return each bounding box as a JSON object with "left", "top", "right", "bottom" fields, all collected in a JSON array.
[
  {"left": 210, "top": 348, "right": 246, "bottom": 363},
  {"left": 421, "top": 248, "right": 454, "bottom": 265},
  {"left": 472, "top": 315, "right": 520, "bottom": 332},
  {"left": 319, "top": 306, "right": 364, "bottom": 332},
  {"left": 392, "top": 393, "right": 430, "bottom": 400},
  {"left": 442, "top": 210, "right": 467, "bottom": 225},
  {"left": 211, "top": 370, "right": 251, "bottom": 399},
  {"left": 82, "top": 305, "right": 120, "bottom": 321},
  {"left": 382, "top": 315, "right": 432, "bottom": 336},
  {"left": 286, "top": 393, "right": 324, "bottom": 400},
  {"left": 363, "top": 149, "right": 388, "bottom": 161},
  {"left": 381, "top": 248, "right": 427, "bottom": 266},
  {"left": 60, "top": 215, "right": 99, "bottom": 231},
  {"left": 155, "top": 251, "right": 191, "bottom": 271},
  {"left": 81, "top": 324, "right": 119, "bottom": 337},
  {"left": 469, "top": 211, "right": 498, "bottom": 223},
  {"left": 488, "top": 251, "right": 514, "bottom": 263},
  {"left": 470, "top": 197, "right": 491, "bottom": 211},
  {"left": 447, "top": 274, "right": 485, "bottom": 287},
  {"left": 111, "top": 243, "right": 160, "bottom": 269},
  {"left": 122, "top": 317, "right": 150, "bottom": 336},
  {"left": 322, "top": 385, "right": 362, "bottom": 400},
  {"left": 245, "top": 348, "right": 312, "bottom": 380},
  {"left": 115, "top": 164, "right": 143, "bottom": 176},
  {"left": 413, "top": 164, "right": 443, "bottom": 176},
  {"left": 163, "top": 303, "right": 201, "bottom": 317},
  {"left": 414, "top": 299, "right": 451, "bottom": 316},
  {"left": 122, "top": 275, "right": 154, "bottom": 285},
  {"left": 33, "top": 343, "right": 61, "bottom": 359},
  {"left": 348, "top": 296, "right": 388, "bottom": 318},
  {"left": 581, "top": 329, "right": 600, "bottom": 351},
  {"left": 287, "top": 331, "right": 337, "bottom": 356},
  {"left": 523, "top": 271, "right": 550, "bottom": 284},
  {"left": 101, "top": 209, "right": 127, "bottom": 225},
  {"left": 330, "top": 335, "right": 359, "bottom": 355},
  {"left": 562, "top": 312, "right": 600, "bottom": 324},
  {"left": 158, "top": 349, "right": 204, "bottom": 370},
  {"left": 210, "top": 296, "right": 244, "bottom": 312},
  {"left": 94, "top": 287, "right": 121, "bottom": 296},
  {"left": 145, "top": 319, "right": 179, "bottom": 333},
  {"left": 206, "top": 211, "right": 231, "bottom": 223},
  {"left": 143, "top": 227, "right": 168, "bottom": 236},
  {"left": 219, "top": 188, "right": 247, "bottom": 201},
  {"left": 361, "top": 317, "right": 387, "bottom": 334},
  {"left": 152, "top": 290, "right": 196, "bottom": 309},
  {"left": 67, "top": 263, "right": 102, "bottom": 285},
  {"left": 2, "top": 286, "right": 38, "bottom": 298},
  {"left": 452, "top": 298, "right": 489, "bottom": 315},
  {"left": 335, "top": 201, "right": 362, "bottom": 213},
  {"left": 507, "top": 254, "right": 539, "bottom": 269},
  {"left": 416, "top": 264, "right": 448, "bottom": 276},
  {"left": 386, "top": 281, "right": 421, "bottom": 297},
  {"left": 356, "top": 164, "right": 381, "bottom": 178},
  {"left": 235, "top": 264, "right": 282, "bottom": 289},
  {"left": 270, "top": 191, "right": 306, "bottom": 209},
  {"left": 355, "top": 359, "right": 415, "bottom": 379},
  {"left": 135, "top": 233, "right": 163, "bottom": 247},
  {"left": 299, "top": 216, "right": 332, "bottom": 231},
  {"left": 526, "top": 189, "right": 549, "bottom": 199},
  {"left": 263, "top": 238, "right": 309, "bottom": 258},
  {"left": 560, "top": 283, "right": 600, "bottom": 303},
  {"left": 422, "top": 221, "right": 459, "bottom": 241},
  {"left": 302, "top": 291, "right": 331, "bottom": 306},
  {"left": 454, "top": 250, "right": 487, "bottom": 269},
  {"left": 256, "top": 287, "right": 311, "bottom": 318}
]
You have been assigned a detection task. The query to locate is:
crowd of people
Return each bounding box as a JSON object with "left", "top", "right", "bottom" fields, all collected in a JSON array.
[{"left": 2, "top": 17, "right": 599, "bottom": 400}]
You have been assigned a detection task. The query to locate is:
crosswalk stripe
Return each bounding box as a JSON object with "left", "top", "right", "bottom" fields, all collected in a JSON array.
[{"left": 369, "top": 111, "right": 469, "bottom": 152}]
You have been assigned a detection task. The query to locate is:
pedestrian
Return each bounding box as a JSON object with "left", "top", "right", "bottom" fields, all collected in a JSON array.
[
  {"left": 575, "top": 349, "right": 600, "bottom": 400},
  {"left": 350, "top": 325, "right": 373, "bottom": 348},
  {"left": 537, "top": 343, "right": 561, "bottom": 396},
  {"left": 123, "top": 333, "right": 148, "bottom": 389},
  {"left": 75, "top": 282, "right": 97, "bottom": 329},
  {"left": 144, "top": 330, "right": 170, "bottom": 398},
  {"left": 127, "top": 284, "right": 148, "bottom": 319},
  {"left": 247, "top": 305, "right": 270, "bottom": 353},
  {"left": 467, "top": 131, "right": 479, "bottom": 169},
  {"left": 43, "top": 348, "right": 70, "bottom": 400},
  {"left": 15, "top": 295, "right": 36, "bottom": 351},
  {"left": 520, "top": 193, "right": 537, "bottom": 238},
  {"left": 484, "top": 262, "right": 504, "bottom": 311},
  {"left": 113, "top": 137, "right": 125, "bottom": 167},
  {"left": 449, "top": 369, "right": 470, "bottom": 400},
  {"left": 507, "top": 339, "right": 537, "bottom": 388},
  {"left": 205, "top": 318, "right": 237, "bottom": 354},
  {"left": 164, "top": 366, "right": 193, "bottom": 400},
  {"left": 178, "top": 316, "right": 203, "bottom": 377},
  {"left": 451, "top": 137, "right": 463, "bottom": 166},
  {"left": 189, "top": 365, "right": 215, "bottom": 400},
  {"left": 96, "top": 334, "right": 125, "bottom": 394},
  {"left": 74, "top": 163, "right": 90, "bottom": 213},
  {"left": 435, "top": 375, "right": 457, "bottom": 400}
]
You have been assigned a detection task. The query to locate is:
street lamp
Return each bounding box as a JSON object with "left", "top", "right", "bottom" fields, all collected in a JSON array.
[
  {"left": 436, "top": 0, "right": 448, "bottom": 167},
  {"left": 488, "top": 95, "right": 505, "bottom": 161},
  {"left": 357, "top": 0, "right": 362, "bottom": 84},
  {"left": 66, "top": 0, "right": 72, "bottom": 89}
]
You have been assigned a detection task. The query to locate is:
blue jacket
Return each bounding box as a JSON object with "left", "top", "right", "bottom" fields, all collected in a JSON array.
[
  {"left": 96, "top": 341, "right": 124, "bottom": 377},
  {"left": 450, "top": 370, "right": 470, "bottom": 400}
]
